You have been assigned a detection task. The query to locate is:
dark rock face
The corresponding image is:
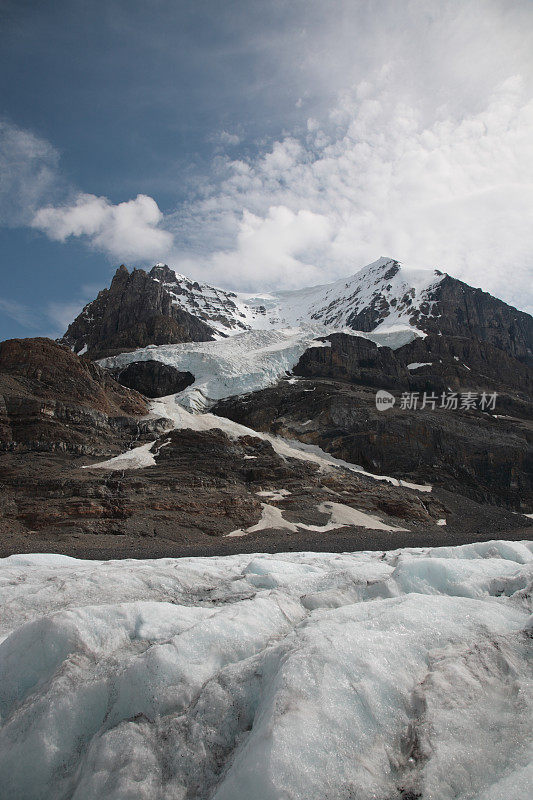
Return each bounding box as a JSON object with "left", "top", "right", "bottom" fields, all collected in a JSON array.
[
  {"left": 60, "top": 265, "right": 216, "bottom": 359},
  {"left": 413, "top": 276, "right": 533, "bottom": 363},
  {"left": 396, "top": 333, "right": 533, "bottom": 416},
  {"left": 0, "top": 339, "right": 448, "bottom": 547},
  {"left": 214, "top": 380, "right": 533, "bottom": 509},
  {"left": 295, "top": 334, "right": 403, "bottom": 389},
  {"left": 0, "top": 338, "right": 168, "bottom": 456},
  {"left": 113, "top": 361, "right": 195, "bottom": 398},
  {"left": 295, "top": 332, "right": 532, "bottom": 409}
]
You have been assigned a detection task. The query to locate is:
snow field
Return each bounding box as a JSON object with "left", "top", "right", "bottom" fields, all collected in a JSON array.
[
  {"left": 154, "top": 257, "right": 442, "bottom": 338},
  {"left": 0, "top": 540, "right": 531, "bottom": 799}
]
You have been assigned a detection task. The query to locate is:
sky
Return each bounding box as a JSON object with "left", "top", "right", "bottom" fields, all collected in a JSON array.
[{"left": 1, "top": 0, "right": 533, "bottom": 341}]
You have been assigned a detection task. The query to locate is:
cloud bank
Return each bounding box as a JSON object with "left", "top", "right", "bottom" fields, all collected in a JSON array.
[
  {"left": 169, "top": 74, "right": 533, "bottom": 311},
  {"left": 1, "top": 0, "right": 533, "bottom": 314},
  {"left": 4, "top": 71, "right": 533, "bottom": 315}
]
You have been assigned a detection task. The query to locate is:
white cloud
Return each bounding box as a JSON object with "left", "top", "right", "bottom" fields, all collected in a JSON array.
[
  {"left": 32, "top": 193, "right": 174, "bottom": 262},
  {"left": 0, "top": 297, "right": 40, "bottom": 330},
  {"left": 0, "top": 121, "right": 172, "bottom": 266},
  {"left": 199, "top": 206, "right": 332, "bottom": 290},
  {"left": 167, "top": 74, "right": 533, "bottom": 313},
  {"left": 218, "top": 131, "right": 241, "bottom": 146},
  {"left": 0, "top": 120, "right": 62, "bottom": 225}
]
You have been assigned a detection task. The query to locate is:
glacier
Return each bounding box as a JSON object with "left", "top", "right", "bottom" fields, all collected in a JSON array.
[
  {"left": 98, "top": 328, "right": 332, "bottom": 411},
  {"left": 0, "top": 541, "right": 532, "bottom": 800},
  {"left": 97, "top": 324, "right": 421, "bottom": 411}
]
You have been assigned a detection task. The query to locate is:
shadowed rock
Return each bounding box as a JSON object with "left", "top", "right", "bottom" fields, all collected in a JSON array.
[
  {"left": 0, "top": 337, "right": 168, "bottom": 455},
  {"left": 113, "top": 361, "right": 195, "bottom": 398},
  {"left": 60, "top": 265, "right": 216, "bottom": 359}
]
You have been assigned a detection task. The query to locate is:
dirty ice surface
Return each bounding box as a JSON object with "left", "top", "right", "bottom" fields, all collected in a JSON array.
[{"left": 1, "top": 540, "right": 532, "bottom": 800}]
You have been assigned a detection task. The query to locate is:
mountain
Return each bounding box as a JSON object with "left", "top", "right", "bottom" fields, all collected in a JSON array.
[
  {"left": 61, "top": 264, "right": 216, "bottom": 360},
  {"left": 143, "top": 258, "right": 533, "bottom": 362},
  {"left": 59, "top": 256, "right": 531, "bottom": 511},
  {"left": 62, "top": 258, "right": 533, "bottom": 363},
  {"left": 1, "top": 256, "right": 531, "bottom": 558}
]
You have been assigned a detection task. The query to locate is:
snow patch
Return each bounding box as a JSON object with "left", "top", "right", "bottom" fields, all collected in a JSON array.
[
  {"left": 227, "top": 504, "right": 301, "bottom": 537},
  {"left": 256, "top": 489, "right": 291, "bottom": 501},
  {"left": 227, "top": 500, "right": 408, "bottom": 537},
  {"left": 82, "top": 440, "right": 158, "bottom": 470},
  {"left": 407, "top": 361, "right": 432, "bottom": 370}
]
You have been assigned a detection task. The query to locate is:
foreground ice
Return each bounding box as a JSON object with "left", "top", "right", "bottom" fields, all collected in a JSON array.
[{"left": 0, "top": 541, "right": 532, "bottom": 800}]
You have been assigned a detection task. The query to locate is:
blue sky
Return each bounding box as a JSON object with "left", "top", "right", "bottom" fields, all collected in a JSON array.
[{"left": 1, "top": 0, "right": 533, "bottom": 341}]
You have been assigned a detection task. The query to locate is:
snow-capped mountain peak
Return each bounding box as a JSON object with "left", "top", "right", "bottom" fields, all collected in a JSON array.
[
  {"left": 148, "top": 257, "right": 445, "bottom": 337},
  {"left": 149, "top": 263, "right": 251, "bottom": 335},
  {"left": 61, "top": 255, "right": 532, "bottom": 364}
]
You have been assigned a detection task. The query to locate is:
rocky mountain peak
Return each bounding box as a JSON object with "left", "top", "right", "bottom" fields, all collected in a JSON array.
[
  {"left": 60, "top": 265, "right": 216, "bottom": 360},
  {"left": 149, "top": 263, "right": 180, "bottom": 283},
  {"left": 60, "top": 257, "right": 533, "bottom": 364}
]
